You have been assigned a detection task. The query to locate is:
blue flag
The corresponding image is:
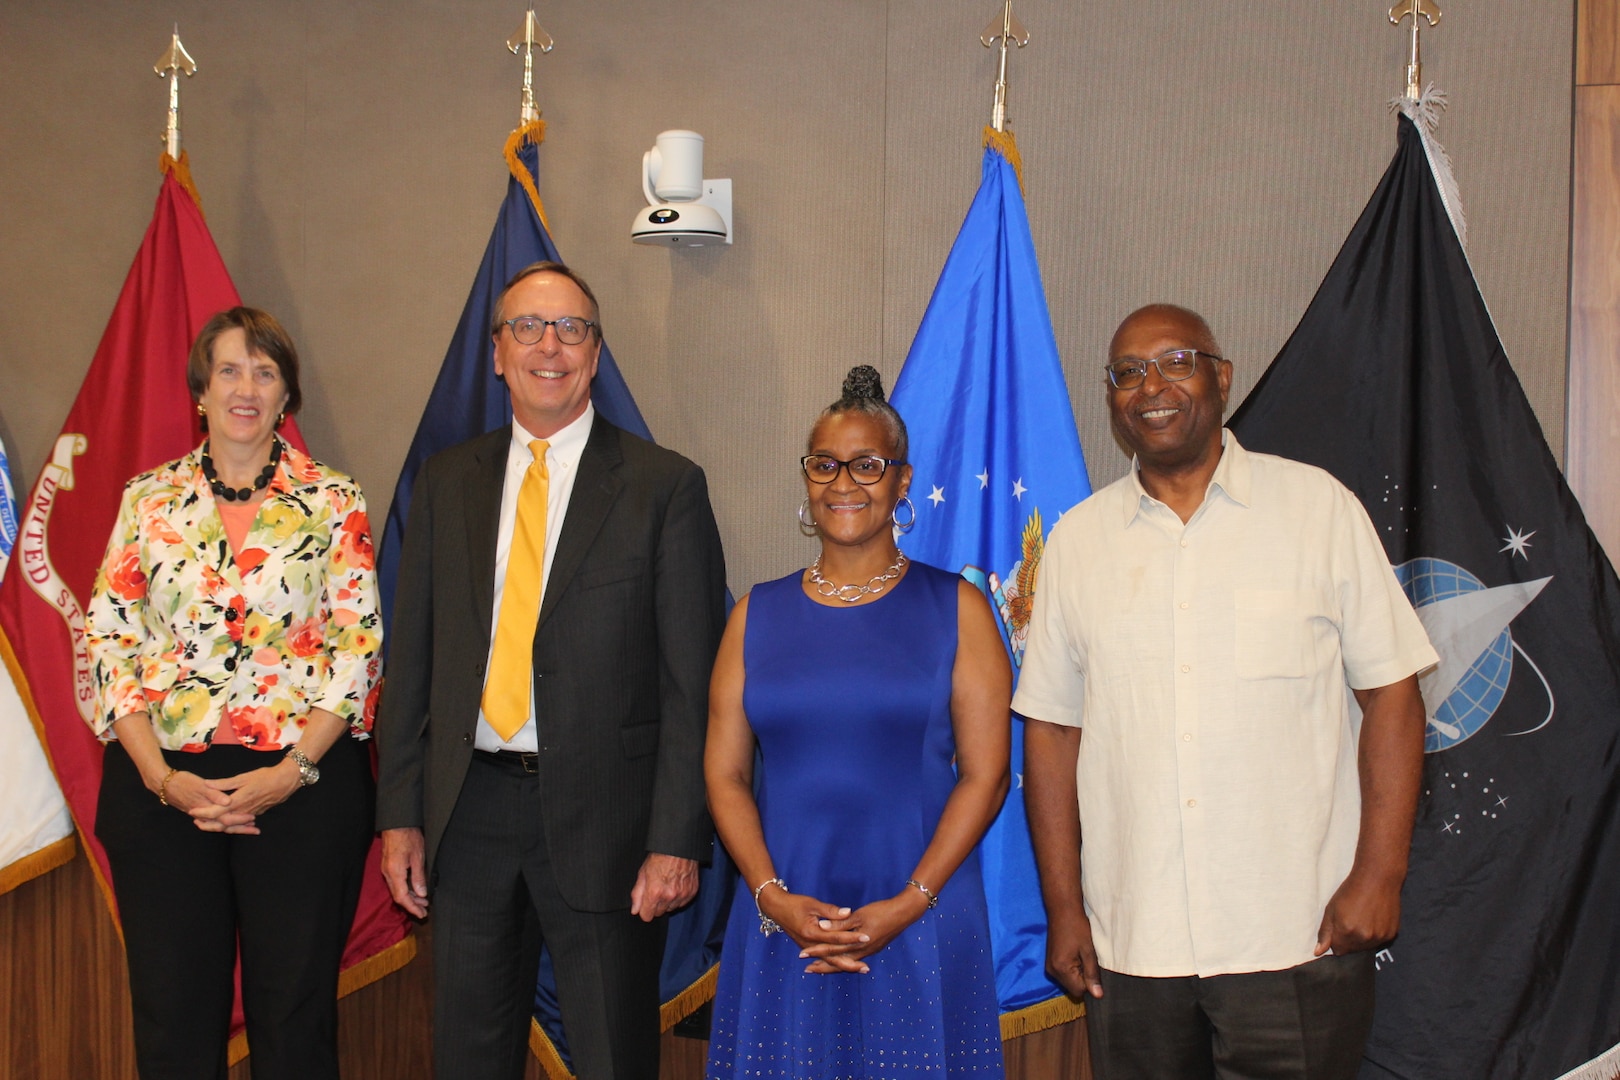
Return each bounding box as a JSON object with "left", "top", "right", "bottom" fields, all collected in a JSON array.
[
  {"left": 890, "top": 131, "right": 1092, "bottom": 1032},
  {"left": 374, "top": 128, "right": 730, "bottom": 1077}
]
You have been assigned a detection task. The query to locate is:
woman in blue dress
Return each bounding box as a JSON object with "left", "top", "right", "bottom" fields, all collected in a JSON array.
[{"left": 705, "top": 366, "right": 1012, "bottom": 1078}]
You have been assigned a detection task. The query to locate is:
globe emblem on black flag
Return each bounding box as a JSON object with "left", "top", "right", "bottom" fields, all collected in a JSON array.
[
  {"left": 1396, "top": 558, "right": 1513, "bottom": 752},
  {"left": 1393, "top": 556, "right": 1554, "bottom": 754}
]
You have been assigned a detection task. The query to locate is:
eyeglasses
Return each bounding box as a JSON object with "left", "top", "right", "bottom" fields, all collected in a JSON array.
[
  {"left": 500, "top": 316, "right": 598, "bottom": 346},
  {"left": 800, "top": 454, "right": 904, "bottom": 485},
  {"left": 1104, "top": 349, "right": 1223, "bottom": 390}
]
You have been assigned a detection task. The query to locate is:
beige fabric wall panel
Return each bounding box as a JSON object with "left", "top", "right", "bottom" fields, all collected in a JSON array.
[
  {"left": 0, "top": 1, "right": 1571, "bottom": 600},
  {"left": 884, "top": 1, "right": 1573, "bottom": 495}
]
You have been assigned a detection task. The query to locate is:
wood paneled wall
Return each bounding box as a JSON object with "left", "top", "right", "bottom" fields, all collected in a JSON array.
[
  {"left": 1570, "top": 0, "right": 1620, "bottom": 566},
  {"left": 0, "top": 850, "right": 1089, "bottom": 1079}
]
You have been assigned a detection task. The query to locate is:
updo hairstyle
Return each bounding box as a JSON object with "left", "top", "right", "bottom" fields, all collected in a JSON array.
[{"left": 812, "top": 365, "right": 909, "bottom": 462}]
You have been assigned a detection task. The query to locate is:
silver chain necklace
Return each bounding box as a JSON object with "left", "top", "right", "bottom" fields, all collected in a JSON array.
[{"left": 808, "top": 551, "right": 908, "bottom": 603}]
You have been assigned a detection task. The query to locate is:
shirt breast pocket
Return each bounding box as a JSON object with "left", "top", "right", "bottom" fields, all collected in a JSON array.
[{"left": 1233, "top": 587, "right": 1324, "bottom": 680}]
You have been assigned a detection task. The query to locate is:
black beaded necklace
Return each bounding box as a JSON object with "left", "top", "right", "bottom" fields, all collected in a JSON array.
[{"left": 201, "top": 439, "right": 281, "bottom": 502}]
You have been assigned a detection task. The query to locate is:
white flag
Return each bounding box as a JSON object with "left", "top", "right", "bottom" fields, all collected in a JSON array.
[{"left": 0, "top": 434, "right": 74, "bottom": 894}]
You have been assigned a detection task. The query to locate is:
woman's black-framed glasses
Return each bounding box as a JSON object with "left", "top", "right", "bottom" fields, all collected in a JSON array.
[
  {"left": 501, "top": 316, "right": 598, "bottom": 346},
  {"left": 800, "top": 454, "right": 904, "bottom": 485},
  {"left": 1104, "top": 348, "right": 1222, "bottom": 389}
]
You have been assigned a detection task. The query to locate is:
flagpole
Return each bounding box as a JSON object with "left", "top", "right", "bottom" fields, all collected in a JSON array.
[
  {"left": 980, "top": 1, "right": 1029, "bottom": 132},
  {"left": 506, "top": 7, "right": 554, "bottom": 128},
  {"left": 1385, "top": 0, "right": 1465, "bottom": 246},
  {"left": 1388, "top": 0, "right": 1441, "bottom": 101},
  {"left": 153, "top": 28, "right": 196, "bottom": 160}
]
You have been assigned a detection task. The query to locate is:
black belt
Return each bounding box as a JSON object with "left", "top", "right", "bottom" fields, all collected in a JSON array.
[{"left": 474, "top": 748, "right": 540, "bottom": 774}]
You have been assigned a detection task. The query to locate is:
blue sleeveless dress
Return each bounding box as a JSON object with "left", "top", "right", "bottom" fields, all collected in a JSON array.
[{"left": 705, "top": 562, "right": 1005, "bottom": 1078}]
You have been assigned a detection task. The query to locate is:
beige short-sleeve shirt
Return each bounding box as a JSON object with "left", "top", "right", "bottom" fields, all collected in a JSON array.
[{"left": 1012, "top": 432, "right": 1437, "bottom": 978}]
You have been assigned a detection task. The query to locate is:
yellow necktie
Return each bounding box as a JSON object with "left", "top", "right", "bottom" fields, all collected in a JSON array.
[{"left": 483, "top": 439, "right": 550, "bottom": 741}]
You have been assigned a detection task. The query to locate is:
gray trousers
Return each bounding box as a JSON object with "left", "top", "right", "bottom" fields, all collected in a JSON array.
[{"left": 1087, "top": 952, "right": 1376, "bottom": 1080}]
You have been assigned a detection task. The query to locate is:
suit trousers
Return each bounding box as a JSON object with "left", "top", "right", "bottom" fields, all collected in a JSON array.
[
  {"left": 96, "top": 737, "right": 375, "bottom": 1080},
  {"left": 431, "top": 751, "right": 666, "bottom": 1080},
  {"left": 1086, "top": 952, "right": 1376, "bottom": 1080}
]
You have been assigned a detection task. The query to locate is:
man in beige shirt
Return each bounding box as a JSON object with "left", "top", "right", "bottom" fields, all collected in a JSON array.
[{"left": 1016, "top": 304, "right": 1436, "bottom": 1079}]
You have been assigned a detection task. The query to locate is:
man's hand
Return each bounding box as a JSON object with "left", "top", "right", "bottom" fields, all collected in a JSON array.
[
  {"left": 381, "top": 827, "right": 430, "bottom": 919},
  {"left": 629, "top": 853, "right": 699, "bottom": 922},
  {"left": 1047, "top": 907, "right": 1105, "bottom": 999},
  {"left": 1317, "top": 676, "right": 1423, "bottom": 956},
  {"left": 1315, "top": 868, "right": 1401, "bottom": 956}
]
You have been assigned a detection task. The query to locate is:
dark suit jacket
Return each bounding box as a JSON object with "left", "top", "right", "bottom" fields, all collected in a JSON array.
[{"left": 374, "top": 416, "right": 727, "bottom": 912}]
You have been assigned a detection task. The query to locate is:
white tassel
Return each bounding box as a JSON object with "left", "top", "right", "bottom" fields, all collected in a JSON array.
[
  {"left": 1551, "top": 1038, "right": 1620, "bottom": 1080},
  {"left": 1390, "top": 85, "right": 1468, "bottom": 249}
]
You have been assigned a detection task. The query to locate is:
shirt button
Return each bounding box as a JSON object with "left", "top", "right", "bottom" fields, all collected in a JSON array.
[
  {"left": 1181, "top": 664, "right": 1191, "bottom": 673},
  {"left": 1187, "top": 798, "right": 1197, "bottom": 808},
  {"left": 1180, "top": 539, "right": 1188, "bottom": 548},
  {"left": 1179, "top": 601, "right": 1189, "bottom": 610},
  {"left": 1182, "top": 733, "right": 1192, "bottom": 742}
]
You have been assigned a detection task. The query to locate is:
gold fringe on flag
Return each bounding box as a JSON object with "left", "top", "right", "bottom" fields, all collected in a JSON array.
[
  {"left": 504, "top": 119, "right": 552, "bottom": 233},
  {"left": 659, "top": 962, "right": 719, "bottom": 1030},
  {"left": 998, "top": 993, "right": 1086, "bottom": 1041},
  {"left": 159, "top": 150, "right": 205, "bottom": 215},
  {"left": 0, "top": 834, "right": 75, "bottom": 895},
  {"left": 525, "top": 962, "right": 719, "bottom": 1078},
  {"left": 226, "top": 934, "right": 420, "bottom": 1066},
  {"left": 336, "top": 932, "right": 419, "bottom": 997},
  {"left": 529, "top": 1018, "right": 575, "bottom": 1080},
  {"left": 981, "top": 125, "right": 1025, "bottom": 193}
]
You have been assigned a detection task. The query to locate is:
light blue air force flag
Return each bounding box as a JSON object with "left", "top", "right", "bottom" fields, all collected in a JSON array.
[{"left": 891, "top": 134, "right": 1091, "bottom": 1020}]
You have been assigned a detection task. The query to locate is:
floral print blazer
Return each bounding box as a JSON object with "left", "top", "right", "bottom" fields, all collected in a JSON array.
[{"left": 86, "top": 440, "right": 383, "bottom": 752}]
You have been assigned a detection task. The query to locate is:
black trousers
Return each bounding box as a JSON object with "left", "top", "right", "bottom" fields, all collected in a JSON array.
[
  {"left": 96, "top": 737, "right": 374, "bottom": 1080},
  {"left": 430, "top": 750, "right": 666, "bottom": 1080},
  {"left": 1087, "top": 953, "right": 1376, "bottom": 1080}
]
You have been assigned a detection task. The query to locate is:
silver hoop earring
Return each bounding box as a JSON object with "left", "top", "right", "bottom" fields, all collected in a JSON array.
[
  {"left": 891, "top": 495, "right": 917, "bottom": 533},
  {"left": 797, "top": 497, "right": 818, "bottom": 536}
]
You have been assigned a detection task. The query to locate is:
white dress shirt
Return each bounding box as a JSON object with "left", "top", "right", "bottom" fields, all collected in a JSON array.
[
  {"left": 475, "top": 404, "right": 595, "bottom": 753},
  {"left": 1013, "top": 431, "right": 1437, "bottom": 978}
]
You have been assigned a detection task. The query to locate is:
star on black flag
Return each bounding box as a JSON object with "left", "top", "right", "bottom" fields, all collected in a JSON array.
[{"left": 1230, "top": 113, "right": 1620, "bottom": 1080}]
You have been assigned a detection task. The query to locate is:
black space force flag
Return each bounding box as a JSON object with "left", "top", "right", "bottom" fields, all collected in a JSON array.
[{"left": 1230, "top": 113, "right": 1620, "bottom": 1080}]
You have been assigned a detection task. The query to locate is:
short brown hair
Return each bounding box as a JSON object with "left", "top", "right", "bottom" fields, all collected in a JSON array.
[
  {"left": 187, "top": 307, "right": 302, "bottom": 416},
  {"left": 489, "top": 261, "right": 604, "bottom": 341}
]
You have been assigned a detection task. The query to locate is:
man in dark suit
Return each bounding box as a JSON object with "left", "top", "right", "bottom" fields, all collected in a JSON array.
[{"left": 375, "top": 261, "right": 727, "bottom": 1080}]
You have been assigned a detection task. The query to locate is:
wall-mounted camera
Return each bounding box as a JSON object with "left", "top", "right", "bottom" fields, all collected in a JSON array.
[{"left": 630, "top": 130, "right": 732, "bottom": 247}]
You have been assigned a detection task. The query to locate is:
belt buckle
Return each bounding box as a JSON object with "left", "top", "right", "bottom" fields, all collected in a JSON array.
[{"left": 517, "top": 751, "right": 539, "bottom": 774}]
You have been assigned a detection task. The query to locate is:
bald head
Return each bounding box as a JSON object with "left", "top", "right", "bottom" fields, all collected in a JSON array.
[
  {"left": 1105, "top": 302, "right": 1233, "bottom": 483},
  {"left": 1109, "top": 304, "right": 1222, "bottom": 360}
]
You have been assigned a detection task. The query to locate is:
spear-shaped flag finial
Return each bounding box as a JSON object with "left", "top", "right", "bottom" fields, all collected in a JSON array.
[
  {"left": 980, "top": 1, "right": 1030, "bottom": 134},
  {"left": 1389, "top": 0, "right": 1441, "bottom": 101},
  {"left": 506, "top": 8, "right": 554, "bottom": 128},
  {"left": 154, "top": 28, "right": 197, "bottom": 160}
]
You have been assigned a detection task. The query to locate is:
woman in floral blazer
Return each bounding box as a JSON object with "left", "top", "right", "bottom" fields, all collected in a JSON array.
[{"left": 86, "top": 307, "right": 382, "bottom": 1080}]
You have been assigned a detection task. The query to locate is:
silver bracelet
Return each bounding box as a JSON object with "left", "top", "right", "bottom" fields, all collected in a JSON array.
[
  {"left": 907, "top": 878, "right": 939, "bottom": 909},
  {"left": 753, "top": 877, "right": 788, "bottom": 936}
]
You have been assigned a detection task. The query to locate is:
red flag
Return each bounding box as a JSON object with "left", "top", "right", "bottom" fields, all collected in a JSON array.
[{"left": 0, "top": 153, "right": 413, "bottom": 1061}]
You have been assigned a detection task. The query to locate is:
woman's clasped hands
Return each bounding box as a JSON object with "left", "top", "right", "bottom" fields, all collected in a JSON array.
[
  {"left": 156, "top": 759, "right": 304, "bottom": 835},
  {"left": 759, "top": 884, "right": 930, "bottom": 975}
]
